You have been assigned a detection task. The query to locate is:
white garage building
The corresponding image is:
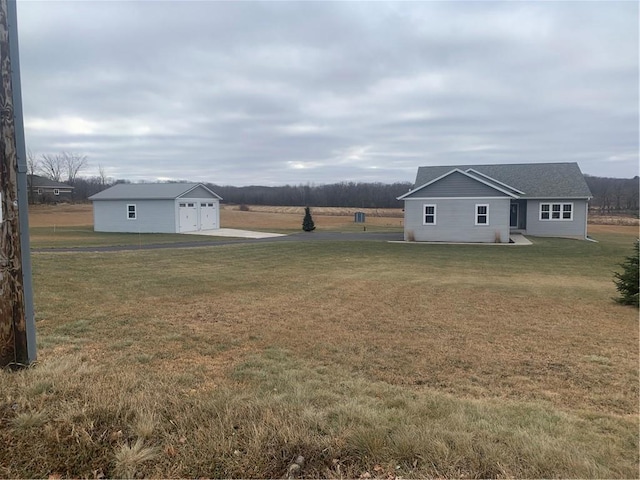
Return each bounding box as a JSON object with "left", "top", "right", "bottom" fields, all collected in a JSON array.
[{"left": 89, "top": 183, "right": 222, "bottom": 233}]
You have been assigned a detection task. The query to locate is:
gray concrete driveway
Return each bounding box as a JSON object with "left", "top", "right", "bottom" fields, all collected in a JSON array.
[{"left": 183, "top": 228, "right": 287, "bottom": 239}]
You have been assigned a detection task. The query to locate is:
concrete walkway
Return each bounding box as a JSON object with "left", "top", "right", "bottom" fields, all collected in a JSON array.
[
  {"left": 390, "top": 233, "right": 533, "bottom": 245},
  {"left": 510, "top": 233, "right": 532, "bottom": 245},
  {"left": 182, "top": 228, "right": 287, "bottom": 239}
]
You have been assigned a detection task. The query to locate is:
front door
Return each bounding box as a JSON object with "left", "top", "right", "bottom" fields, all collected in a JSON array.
[{"left": 510, "top": 203, "right": 519, "bottom": 228}]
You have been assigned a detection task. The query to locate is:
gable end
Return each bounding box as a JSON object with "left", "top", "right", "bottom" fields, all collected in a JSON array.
[{"left": 399, "top": 169, "right": 517, "bottom": 199}]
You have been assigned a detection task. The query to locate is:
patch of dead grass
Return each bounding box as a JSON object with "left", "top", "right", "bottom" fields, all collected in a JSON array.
[
  {"left": 220, "top": 205, "right": 403, "bottom": 231},
  {"left": 28, "top": 203, "right": 93, "bottom": 227},
  {"left": 588, "top": 214, "right": 639, "bottom": 226}
]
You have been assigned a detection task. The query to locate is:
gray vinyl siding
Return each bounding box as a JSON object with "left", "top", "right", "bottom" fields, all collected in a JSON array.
[
  {"left": 180, "top": 186, "right": 217, "bottom": 199},
  {"left": 93, "top": 200, "right": 176, "bottom": 233},
  {"left": 525, "top": 199, "right": 588, "bottom": 238},
  {"left": 404, "top": 198, "right": 511, "bottom": 243},
  {"left": 405, "top": 171, "right": 508, "bottom": 198}
]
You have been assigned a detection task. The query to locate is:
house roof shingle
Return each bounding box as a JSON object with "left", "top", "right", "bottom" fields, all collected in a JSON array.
[
  {"left": 413, "top": 162, "right": 592, "bottom": 198},
  {"left": 29, "top": 175, "right": 74, "bottom": 189}
]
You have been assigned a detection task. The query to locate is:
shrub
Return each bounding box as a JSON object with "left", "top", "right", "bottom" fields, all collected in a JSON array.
[
  {"left": 302, "top": 206, "right": 315, "bottom": 232},
  {"left": 613, "top": 239, "right": 639, "bottom": 307}
]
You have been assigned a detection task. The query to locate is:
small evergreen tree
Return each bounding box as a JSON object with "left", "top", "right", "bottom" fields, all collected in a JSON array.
[
  {"left": 302, "top": 206, "right": 316, "bottom": 232},
  {"left": 613, "top": 239, "right": 639, "bottom": 307}
]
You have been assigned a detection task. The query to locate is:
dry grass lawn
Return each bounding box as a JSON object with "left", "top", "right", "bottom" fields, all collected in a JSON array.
[{"left": 1, "top": 203, "right": 637, "bottom": 478}]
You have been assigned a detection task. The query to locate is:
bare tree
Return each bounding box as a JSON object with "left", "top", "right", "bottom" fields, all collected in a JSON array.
[
  {"left": 98, "top": 164, "right": 109, "bottom": 186},
  {"left": 62, "top": 151, "right": 88, "bottom": 185},
  {"left": 27, "top": 149, "right": 39, "bottom": 174},
  {"left": 40, "top": 153, "right": 64, "bottom": 182},
  {"left": 38, "top": 151, "right": 88, "bottom": 187},
  {"left": 26, "top": 150, "right": 39, "bottom": 204}
]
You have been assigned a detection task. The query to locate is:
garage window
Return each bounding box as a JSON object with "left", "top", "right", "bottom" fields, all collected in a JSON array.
[{"left": 127, "top": 204, "right": 137, "bottom": 220}]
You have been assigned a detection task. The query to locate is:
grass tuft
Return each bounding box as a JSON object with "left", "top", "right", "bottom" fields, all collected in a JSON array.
[
  {"left": 113, "top": 439, "right": 158, "bottom": 479},
  {"left": 133, "top": 410, "right": 157, "bottom": 439},
  {"left": 12, "top": 410, "right": 47, "bottom": 430}
]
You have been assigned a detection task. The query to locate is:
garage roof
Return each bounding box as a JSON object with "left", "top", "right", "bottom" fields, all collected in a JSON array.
[{"left": 89, "top": 183, "right": 221, "bottom": 200}]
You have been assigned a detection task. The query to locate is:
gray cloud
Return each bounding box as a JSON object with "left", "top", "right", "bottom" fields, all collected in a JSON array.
[{"left": 16, "top": 1, "right": 639, "bottom": 185}]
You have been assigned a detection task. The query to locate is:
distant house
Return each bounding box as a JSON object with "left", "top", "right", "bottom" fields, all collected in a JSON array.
[
  {"left": 398, "top": 162, "right": 592, "bottom": 243},
  {"left": 28, "top": 175, "right": 74, "bottom": 203},
  {"left": 89, "top": 183, "right": 222, "bottom": 233}
]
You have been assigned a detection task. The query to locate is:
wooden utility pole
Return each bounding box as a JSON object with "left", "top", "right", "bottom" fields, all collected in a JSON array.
[{"left": 0, "top": 0, "right": 35, "bottom": 368}]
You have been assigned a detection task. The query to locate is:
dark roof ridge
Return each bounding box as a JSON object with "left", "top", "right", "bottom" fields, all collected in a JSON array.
[{"left": 417, "top": 161, "right": 579, "bottom": 169}]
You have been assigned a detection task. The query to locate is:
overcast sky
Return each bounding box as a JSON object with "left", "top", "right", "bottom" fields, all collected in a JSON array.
[{"left": 16, "top": 1, "right": 639, "bottom": 186}]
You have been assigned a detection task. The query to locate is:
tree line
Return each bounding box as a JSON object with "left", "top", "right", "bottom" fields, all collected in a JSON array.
[
  {"left": 26, "top": 151, "right": 638, "bottom": 215},
  {"left": 584, "top": 175, "right": 639, "bottom": 215},
  {"left": 205, "top": 182, "right": 412, "bottom": 208}
]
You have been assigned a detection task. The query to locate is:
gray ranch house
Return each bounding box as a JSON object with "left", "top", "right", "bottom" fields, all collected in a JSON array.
[
  {"left": 89, "top": 183, "right": 222, "bottom": 233},
  {"left": 398, "top": 162, "right": 592, "bottom": 243},
  {"left": 28, "top": 174, "right": 74, "bottom": 203}
]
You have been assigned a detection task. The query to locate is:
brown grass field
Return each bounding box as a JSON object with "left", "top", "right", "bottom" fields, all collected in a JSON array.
[
  {"left": 27, "top": 203, "right": 405, "bottom": 231},
  {"left": 0, "top": 203, "right": 637, "bottom": 478}
]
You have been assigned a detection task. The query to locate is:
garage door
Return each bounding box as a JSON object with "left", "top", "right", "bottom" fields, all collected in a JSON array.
[
  {"left": 200, "top": 202, "right": 218, "bottom": 230},
  {"left": 178, "top": 202, "right": 198, "bottom": 232}
]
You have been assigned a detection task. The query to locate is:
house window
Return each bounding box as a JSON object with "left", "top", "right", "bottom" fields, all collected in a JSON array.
[
  {"left": 127, "top": 204, "right": 137, "bottom": 220},
  {"left": 37, "top": 189, "right": 42, "bottom": 194},
  {"left": 475, "top": 204, "right": 489, "bottom": 225},
  {"left": 423, "top": 204, "right": 436, "bottom": 225},
  {"left": 53, "top": 189, "right": 60, "bottom": 196},
  {"left": 540, "top": 203, "right": 573, "bottom": 221}
]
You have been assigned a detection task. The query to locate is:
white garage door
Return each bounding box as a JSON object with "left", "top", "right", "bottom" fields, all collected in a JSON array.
[
  {"left": 178, "top": 202, "right": 198, "bottom": 232},
  {"left": 200, "top": 202, "right": 218, "bottom": 230}
]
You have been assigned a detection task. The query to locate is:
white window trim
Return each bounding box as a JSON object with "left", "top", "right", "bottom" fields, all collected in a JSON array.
[
  {"left": 53, "top": 189, "right": 60, "bottom": 195},
  {"left": 539, "top": 202, "right": 573, "bottom": 221},
  {"left": 127, "top": 203, "right": 137, "bottom": 220},
  {"left": 475, "top": 204, "right": 489, "bottom": 226},
  {"left": 423, "top": 204, "right": 436, "bottom": 225}
]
